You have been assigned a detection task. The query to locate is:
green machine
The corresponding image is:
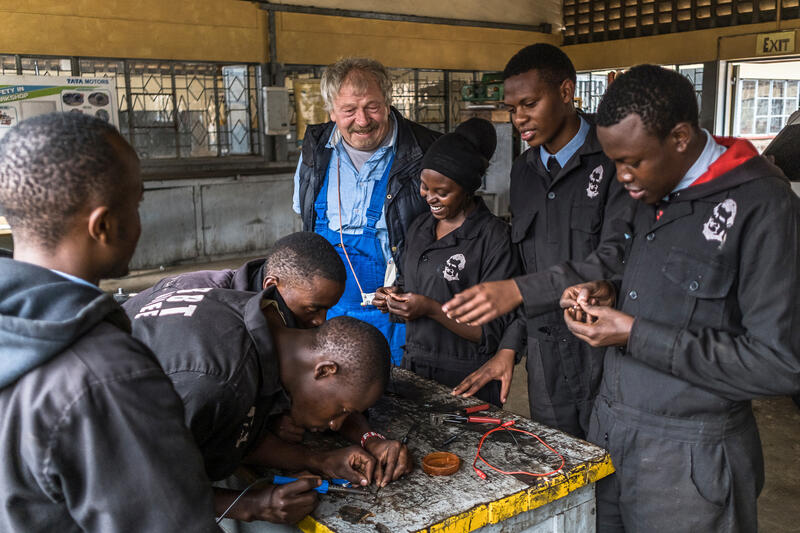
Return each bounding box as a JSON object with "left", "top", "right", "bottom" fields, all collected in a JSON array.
[{"left": 460, "top": 73, "right": 504, "bottom": 102}]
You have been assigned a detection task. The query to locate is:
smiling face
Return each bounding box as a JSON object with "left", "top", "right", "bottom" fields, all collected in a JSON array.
[
  {"left": 328, "top": 73, "right": 391, "bottom": 151},
  {"left": 503, "top": 69, "right": 574, "bottom": 150},
  {"left": 597, "top": 113, "right": 689, "bottom": 205},
  {"left": 420, "top": 168, "right": 471, "bottom": 221}
]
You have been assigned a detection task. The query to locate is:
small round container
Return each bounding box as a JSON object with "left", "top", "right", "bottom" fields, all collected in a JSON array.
[{"left": 422, "top": 451, "right": 461, "bottom": 476}]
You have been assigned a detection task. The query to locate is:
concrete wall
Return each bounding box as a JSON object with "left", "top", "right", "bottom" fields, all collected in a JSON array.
[
  {"left": 273, "top": 12, "right": 557, "bottom": 70},
  {"left": 132, "top": 173, "right": 300, "bottom": 269},
  {"left": 0, "top": 1, "right": 268, "bottom": 63}
]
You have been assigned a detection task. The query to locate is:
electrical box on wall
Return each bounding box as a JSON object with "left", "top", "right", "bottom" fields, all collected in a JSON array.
[{"left": 262, "top": 87, "right": 290, "bottom": 135}]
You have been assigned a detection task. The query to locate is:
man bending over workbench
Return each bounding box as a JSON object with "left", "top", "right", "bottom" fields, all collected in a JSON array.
[
  {"left": 125, "top": 288, "right": 404, "bottom": 525},
  {"left": 124, "top": 231, "right": 410, "bottom": 485}
]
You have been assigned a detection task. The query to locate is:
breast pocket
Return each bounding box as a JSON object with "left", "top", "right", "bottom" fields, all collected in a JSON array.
[
  {"left": 661, "top": 248, "right": 736, "bottom": 330},
  {"left": 570, "top": 202, "right": 603, "bottom": 258},
  {"left": 511, "top": 211, "right": 537, "bottom": 271}
]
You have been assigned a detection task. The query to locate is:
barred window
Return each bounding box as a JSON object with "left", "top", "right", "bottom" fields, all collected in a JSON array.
[
  {"left": 1, "top": 54, "right": 261, "bottom": 161},
  {"left": 736, "top": 78, "right": 800, "bottom": 136},
  {"left": 390, "top": 69, "right": 447, "bottom": 133},
  {"left": 575, "top": 64, "right": 702, "bottom": 114},
  {"left": 576, "top": 71, "right": 610, "bottom": 113}
]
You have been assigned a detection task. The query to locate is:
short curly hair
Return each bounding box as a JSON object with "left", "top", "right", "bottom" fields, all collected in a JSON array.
[
  {"left": 596, "top": 64, "right": 699, "bottom": 140},
  {"left": 315, "top": 316, "right": 390, "bottom": 389},
  {"left": 264, "top": 232, "right": 346, "bottom": 285},
  {"left": 503, "top": 43, "right": 577, "bottom": 86},
  {"left": 0, "top": 112, "right": 133, "bottom": 247}
]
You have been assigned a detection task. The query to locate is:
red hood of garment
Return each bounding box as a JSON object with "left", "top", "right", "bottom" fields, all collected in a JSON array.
[{"left": 690, "top": 136, "right": 759, "bottom": 187}]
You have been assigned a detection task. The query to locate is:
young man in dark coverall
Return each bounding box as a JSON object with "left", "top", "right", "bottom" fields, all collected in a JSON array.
[
  {"left": 125, "top": 231, "right": 410, "bottom": 478},
  {"left": 0, "top": 113, "right": 220, "bottom": 532},
  {"left": 562, "top": 65, "right": 800, "bottom": 532},
  {"left": 125, "top": 288, "right": 404, "bottom": 525},
  {"left": 140, "top": 231, "right": 346, "bottom": 329},
  {"left": 443, "top": 44, "right": 633, "bottom": 438}
]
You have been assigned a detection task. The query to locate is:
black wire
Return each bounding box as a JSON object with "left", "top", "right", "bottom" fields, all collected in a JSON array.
[{"left": 215, "top": 476, "right": 271, "bottom": 525}]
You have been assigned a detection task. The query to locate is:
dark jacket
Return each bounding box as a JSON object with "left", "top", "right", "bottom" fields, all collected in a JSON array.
[
  {"left": 605, "top": 149, "right": 800, "bottom": 417},
  {"left": 0, "top": 258, "right": 219, "bottom": 533},
  {"left": 400, "top": 198, "right": 525, "bottom": 373},
  {"left": 296, "top": 107, "right": 441, "bottom": 273},
  {"left": 509, "top": 120, "right": 633, "bottom": 329},
  {"left": 123, "top": 257, "right": 270, "bottom": 302},
  {"left": 124, "top": 287, "right": 291, "bottom": 481},
  {"left": 145, "top": 258, "right": 266, "bottom": 293}
]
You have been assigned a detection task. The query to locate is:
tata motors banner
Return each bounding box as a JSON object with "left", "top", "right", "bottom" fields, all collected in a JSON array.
[{"left": 0, "top": 75, "right": 119, "bottom": 140}]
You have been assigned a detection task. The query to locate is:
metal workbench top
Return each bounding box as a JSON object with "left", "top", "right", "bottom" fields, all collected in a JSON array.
[{"left": 297, "top": 368, "right": 613, "bottom": 533}]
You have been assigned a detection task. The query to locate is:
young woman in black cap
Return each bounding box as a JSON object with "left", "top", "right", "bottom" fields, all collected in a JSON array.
[{"left": 374, "top": 118, "right": 524, "bottom": 405}]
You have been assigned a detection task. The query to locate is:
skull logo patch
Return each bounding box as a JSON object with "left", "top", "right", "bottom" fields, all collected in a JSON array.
[
  {"left": 586, "top": 165, "right": 604, "bottom": 198},
  {"left": 442, "top": 253, "right": 466, "bottom": 281},
  {"left": 702, "top": 199, "right": 737, "bottom": 247}
]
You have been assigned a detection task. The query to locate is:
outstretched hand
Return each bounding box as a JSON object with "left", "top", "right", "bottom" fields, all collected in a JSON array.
[
  {"left": 452, "top": 348, "right": 516, "bottom": 404},
  {"left": 441, "top": 280, "right": 523, "bottom": 326}
]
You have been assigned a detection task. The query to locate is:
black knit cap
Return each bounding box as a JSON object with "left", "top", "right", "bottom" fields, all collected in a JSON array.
[{"left": 421, "top": 118, "right": 496, "bottom": 193}]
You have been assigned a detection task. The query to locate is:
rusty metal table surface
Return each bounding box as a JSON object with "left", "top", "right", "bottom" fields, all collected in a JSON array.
[{"left": 291, "top": 368, "right": 613, "bottom": 533}]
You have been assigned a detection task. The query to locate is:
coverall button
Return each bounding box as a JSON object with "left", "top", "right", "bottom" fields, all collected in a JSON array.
[
  {"left": 689, "top": 280, "right": 700, "bottom": 291},
  {"left": 386, "top": 193, "right": 392, "bottom": 199},
  {"left": 391, "top": 246, "right": 397, "bottom": 252},
  {"left": 628, "top": 290, "right": 638, "bottom": 300},
  {"left": 547, "top": 191, "right": 556, "bottom": 200},
  {"left": 646, "top": 232, "right": 655, "bottom": 241}
]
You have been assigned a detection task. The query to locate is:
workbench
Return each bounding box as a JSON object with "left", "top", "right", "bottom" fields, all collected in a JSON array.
[{"left": 289, "top": 368, "right": 614, "bottom": 533}]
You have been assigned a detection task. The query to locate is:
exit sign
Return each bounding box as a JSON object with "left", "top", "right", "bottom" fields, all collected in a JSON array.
[{"left": 756, "top": 31, "right": 796, "bottom": 56}]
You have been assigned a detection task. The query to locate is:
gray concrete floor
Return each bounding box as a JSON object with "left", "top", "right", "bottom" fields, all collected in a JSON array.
[{"left": 109, "top": 257, "right": 800, "bottom": 533}]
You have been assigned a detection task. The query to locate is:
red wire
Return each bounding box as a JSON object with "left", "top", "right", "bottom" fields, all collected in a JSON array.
[{"left": 472, "top": 422, "right": 565, "bottom": 479}]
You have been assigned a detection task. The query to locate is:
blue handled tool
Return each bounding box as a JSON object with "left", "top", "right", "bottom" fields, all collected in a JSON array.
[{"left": 272, "top": 475, "right": 367, "bottom": 496}]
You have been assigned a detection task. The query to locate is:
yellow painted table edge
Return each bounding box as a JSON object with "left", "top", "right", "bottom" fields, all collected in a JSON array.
[{"left": 298, "top": 452, "right": 615, "bottom": 533}]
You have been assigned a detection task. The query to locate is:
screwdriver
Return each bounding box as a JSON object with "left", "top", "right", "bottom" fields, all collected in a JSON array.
[{"left": 272, "top": 475, "right": 368, "bottom": 496}]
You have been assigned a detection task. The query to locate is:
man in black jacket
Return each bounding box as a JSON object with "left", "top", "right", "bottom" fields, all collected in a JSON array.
[
  {"left": 444, "top": 44, "right": 633, "bottom": 438},
  {"left": 130, "top": 231, "right": 346, "bottom": 328},
  {"left": 293, "top": 57, "right": 441, "bottom": 364},
  {"left": 0, "top": 113, "right": 220, "bottom": 532},
  {"left": 563, "top": 65, "right": 800, "bottom": 532}
]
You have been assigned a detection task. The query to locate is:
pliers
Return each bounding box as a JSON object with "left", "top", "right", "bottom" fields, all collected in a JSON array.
[{"left": 429, "top": 403, "right": 502, "bottom": 426}]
